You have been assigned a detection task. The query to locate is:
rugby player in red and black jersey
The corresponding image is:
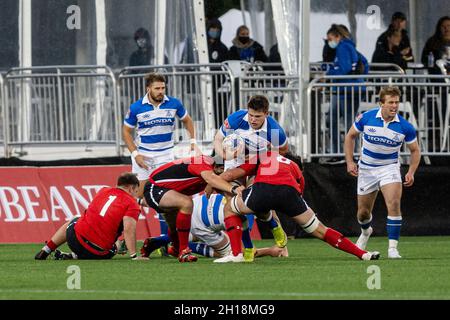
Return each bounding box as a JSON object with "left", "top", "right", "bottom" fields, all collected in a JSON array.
[
  {"left": 214, "top": 151, "right": 381, "bottom": 263},
  {"left": 141, "top": 155, "right": 244, "bottom": 262},
  {"left": 35, "top": 173, "right": 148, "bottom": 260}
]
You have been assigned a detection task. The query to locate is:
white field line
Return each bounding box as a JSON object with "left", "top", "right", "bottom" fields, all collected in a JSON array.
[{"left": 0, "top": 289, "right": 447, "bottom": 299}]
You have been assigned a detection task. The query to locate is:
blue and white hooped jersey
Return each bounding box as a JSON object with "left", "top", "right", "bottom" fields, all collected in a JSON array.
[
  {"left": 354, "top": 107, "right": 416, "bottom": 169},
  {"left": 193, "top": 194, "right": 226, "bottom": 232},
  {"left": 220, "top": 110, "right": 287, "bottom": 153},
  {"left": 124, "top": 95, "right": 187, "bottom": 157},
  {"left": 192, "top": 193, "right": 255, "bottom": 232}
]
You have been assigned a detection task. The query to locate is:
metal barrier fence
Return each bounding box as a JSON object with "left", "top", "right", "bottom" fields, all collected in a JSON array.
[
  {"left": 0, "top": 73, "right": 4, "bottom": 155},
  {"left": 117, "top": 64, "right": 235, "bottom": 152},
  {"left": 2, "top": 66, "right": 118, "bottom": 157},
  {"left": 307, "top": 74, "right": 450, "bottom": 161}
]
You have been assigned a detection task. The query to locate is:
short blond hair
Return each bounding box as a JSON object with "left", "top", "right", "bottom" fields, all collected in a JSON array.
[{"left": 379, "top": 86, "right": 401, "bottom": 103}]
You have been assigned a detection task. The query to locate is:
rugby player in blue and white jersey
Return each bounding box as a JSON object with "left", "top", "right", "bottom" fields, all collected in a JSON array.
[
  {"left": 212, "top": 95, "right": 289, "bottom": 251},
  {"left": 122, "top": 73, "right": 199, "bottom": 243},
  {"left": 344, "top": 86, "right": 421, "bottom": 259}
]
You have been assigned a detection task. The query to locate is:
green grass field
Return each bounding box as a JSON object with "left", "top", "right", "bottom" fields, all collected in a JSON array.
[{"left": 1, "top": 236, "right": 450, "bottom": 300}]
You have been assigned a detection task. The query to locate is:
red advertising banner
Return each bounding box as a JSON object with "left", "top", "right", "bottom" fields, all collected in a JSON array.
[{"left": 0, "top": 165, "right": 260, "bottom": 243}]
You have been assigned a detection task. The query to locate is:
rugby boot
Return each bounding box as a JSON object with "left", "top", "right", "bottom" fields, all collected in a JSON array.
[
  {"left": 54, "top": 249, "right": 76, "bottom": 260},
  {"left": 243, "top": 247, "right": 256, "bottom": 262},
  {"left": 271, "top": 226, "right": 288, "bottom": 248},
  {"left": 388, "top": 248, "right": 402, "bottom": 259},
  {"left": 356, "top": 226, "right": 373, "bottom": 250},
  {"left": 140, "top": 237, "right": 161, "bottom": 258},
  {"left": 361, "top": 251, "right": 380, "bottom": 261},
  {"left": 213, "top": 253, "right": 245, "bottom": 263},
  {"left": 178, "top": 248, "right": 198, "bottom": 263},
  {"left": 34, "top": 250, "right": 50, "bottom": 260}
]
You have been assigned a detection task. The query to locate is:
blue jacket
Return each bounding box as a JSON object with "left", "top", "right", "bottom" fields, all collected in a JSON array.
[{"left": 327, "top": 38, "right": 368, "bottom": 88}]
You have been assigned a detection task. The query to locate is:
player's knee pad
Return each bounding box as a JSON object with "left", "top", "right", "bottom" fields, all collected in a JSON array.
[
  {"left": 301, "top": 214, "right": 320, "bottom": 234},
  {"left": 215, "top": 241, "right": 231, "bottom": 257}
]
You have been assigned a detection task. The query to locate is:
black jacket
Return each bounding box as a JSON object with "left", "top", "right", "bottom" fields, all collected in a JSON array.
[
  {"left": 372, "top": 44, "right": 407, "bottom": 71},
  {"left": 375, "top": 27, "right": 413, "bottom": 62}
]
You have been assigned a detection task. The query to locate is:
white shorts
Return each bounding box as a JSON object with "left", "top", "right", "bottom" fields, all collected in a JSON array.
[
  {"left": 357, "top": 163, "right": 402, "bottom": 195},
  {"left": 131, "top": 152, "right": 174, "bottom": 181}
]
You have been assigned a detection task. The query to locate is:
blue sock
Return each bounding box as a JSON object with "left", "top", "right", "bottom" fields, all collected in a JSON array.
[
  {"left": 268, "top": 215, "right": 279, "bottom": 229},
  {"left": 158, "top": 213, "right": 169, "bottom": 236},
  {"left": 242, "top": 228, "right": 254, "bottom": 249},
  {"left": 152, "top": 235, "right": 170, "bottom": 248},
  {"left": 188, "top": 242, "right": 213, "bottom": 257},
  {"left": 247, "top": 214, "right": 255, "bottom": 230},
  {"left": 387, "top": 216, "right": 402, "bottom": 241}
]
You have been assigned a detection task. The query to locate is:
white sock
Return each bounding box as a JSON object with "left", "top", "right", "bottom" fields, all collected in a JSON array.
[
  {"left": 43, "top": 245, "right": 52, "bottom": 254},
  {"left": 389, "top": 239, "right": 398, "bottom": 249}
]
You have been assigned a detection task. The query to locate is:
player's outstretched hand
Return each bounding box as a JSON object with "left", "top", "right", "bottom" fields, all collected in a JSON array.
[
  {"left": 346, "top": 161, "right": 358, "bottom": 177},
  {"left": 135, "top": 155, "right": 149, "bottom": 170},
  {"left": 403, "top": 172, "right": 415, "bottom": 187}
]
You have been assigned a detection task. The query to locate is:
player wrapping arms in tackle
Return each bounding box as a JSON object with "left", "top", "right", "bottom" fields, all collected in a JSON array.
[
  {"left": 215, "top": 151, "right": 381, "bottom": 263},
  {"left": 141, "top": 192, "right": 288, "bottom": 261}
]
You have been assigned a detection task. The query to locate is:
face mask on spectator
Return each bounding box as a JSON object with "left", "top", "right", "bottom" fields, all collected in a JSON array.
[
  {"left": 208, "top": 30, "right": 220, "bottom": 39},
  {"left": 328, "top": 40, "right": 338, "bottom": 49},
  {"left": 137, "top": 38, "right": 147, "bottom": 48},
  {"left": 239, "top": 36, "right": 250, "bottom": 44}
]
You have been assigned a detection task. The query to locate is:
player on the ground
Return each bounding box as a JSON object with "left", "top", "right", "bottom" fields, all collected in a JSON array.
[
  {"left": 344, "top": 86, "right": 421, "bottom": 259},
  {"left": 141, "top": 155, "right": 244, "bottom": 262},
  {"left": 140, "top": 193, "right": 288, "bottom": 261},
  {"left": 214, "top": 151, "right": 380, "bottom": 263},
  {"left": 34, "top": 173, "right": 148, "bottom": 261}
]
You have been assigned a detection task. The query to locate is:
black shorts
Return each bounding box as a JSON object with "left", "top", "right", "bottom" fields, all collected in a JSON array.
[
  {"left": 66, "top": 217, "right": 116, "bottom": 260},
  {"left": 241, "top": 183, "right": 308, "bottom": 218},
  {"left": 143, "top": 182, "right": 172, "bottom": 212}
]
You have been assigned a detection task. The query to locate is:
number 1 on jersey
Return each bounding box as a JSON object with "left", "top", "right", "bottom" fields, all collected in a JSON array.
[{"left": 99, "top": 195, "right": 117, "bottom": 217}]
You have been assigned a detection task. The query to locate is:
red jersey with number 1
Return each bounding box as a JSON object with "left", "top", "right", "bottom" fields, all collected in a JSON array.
[
  {"left": 238, "top": 152, "right": 305, "bottom": 194},
  {"left": 149, "top": 155, "right": 214, "bottom": 195},
  {"left": 75, "top": 187, "right": 140, "bottom": 251}
]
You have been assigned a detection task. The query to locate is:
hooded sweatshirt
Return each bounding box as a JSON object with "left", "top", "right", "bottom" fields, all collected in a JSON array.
[
  {"left": 206, "top": 18, "right": 229, "bottom": 63},
  {"left": 228, "top": 36, "right": 268, "bottom": 63}
]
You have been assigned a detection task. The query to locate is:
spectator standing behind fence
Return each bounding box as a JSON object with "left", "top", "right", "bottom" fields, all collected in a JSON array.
[
  {"left": 129, "top": 28, "right": 154, "bottom": 68},
  {"left": 421, "top": 16, "right": 450, "bottom": 75},
  {"left": 372, "top": 29, "right": 407, "bottom": 71},
  {"left": 228, "top": 25, "right": 268, "bottom": 63},
  {"left": 375, "top": 12, "right": 414, "bottom": 64},
  {"left": 207, "top": 18, "right": 228, "bottom": 63},
  {"left": 323, "top": 24, "right": 368, "bottom": 164},
  {"left": 322, "top": 25, "right": 350, "bottom": 63}
]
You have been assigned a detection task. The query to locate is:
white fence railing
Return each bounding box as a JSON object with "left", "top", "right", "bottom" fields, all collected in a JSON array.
[
  {"left": 307, "top": 74, "right": 450, "bottom": 161},
  {"left": 0, "top": 63, "right": 449, "bottom": 160}
]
